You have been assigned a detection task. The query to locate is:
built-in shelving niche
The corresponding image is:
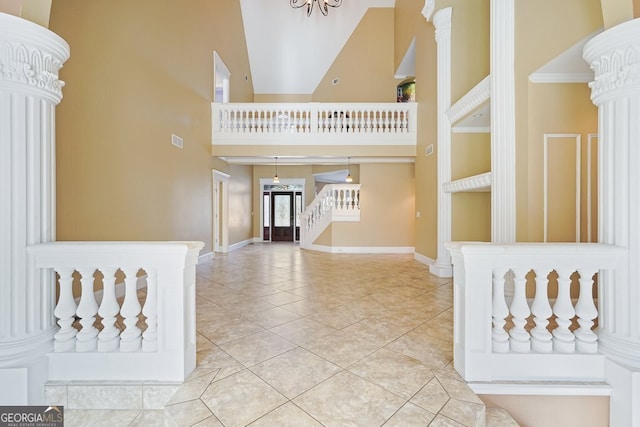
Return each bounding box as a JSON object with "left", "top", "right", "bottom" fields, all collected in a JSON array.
[{"left": 445, "top": 75, "right": 491, "bottom": 193}]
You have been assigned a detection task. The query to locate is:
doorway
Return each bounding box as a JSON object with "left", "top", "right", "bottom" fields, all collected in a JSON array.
[
  {"left": 260, "top": 179, "right": 305, "bottom": 243},
  {"left": 272, "top": 192, "right": 294, "bottom": 241}
]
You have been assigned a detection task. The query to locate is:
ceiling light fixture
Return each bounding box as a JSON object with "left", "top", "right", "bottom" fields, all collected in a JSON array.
[
  {"left": 290, "top": 0, "right": 343, "bottom": 17},
  {"left": 345, "top": 156, "right": 353, "bottom": 183},
  {"left": 273, "top": 157, "right": 280, "bottom": 184}
]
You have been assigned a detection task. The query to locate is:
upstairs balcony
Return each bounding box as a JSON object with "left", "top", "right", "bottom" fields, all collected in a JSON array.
[{"left": 211, "top": 102, "right": 418, "bottom": 157}]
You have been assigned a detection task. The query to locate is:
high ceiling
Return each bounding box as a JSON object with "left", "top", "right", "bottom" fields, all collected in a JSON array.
[{"left": 239, "top": 0, "right": 396, "bottom": 95}]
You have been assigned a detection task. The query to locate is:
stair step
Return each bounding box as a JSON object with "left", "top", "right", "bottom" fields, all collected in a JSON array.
[{"left": 485, "top": 407, "right": 520, "bottom": 426}]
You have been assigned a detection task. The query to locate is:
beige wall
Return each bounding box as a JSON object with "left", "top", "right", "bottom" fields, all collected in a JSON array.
[
  {"left": 451, "top": 133, "right": 491, "bottom": 181},
  {"left": 394, "top": 0, "right": 438, "bottom": 259},
  {"left": 437, "top": 0, "right": 490, "bottom": 102},
  {"left": 600, "top": 0, "right": 632, "bottom": 27},
  {"left": 0, "top": 0, "right": 51, "bottom": 27},
  {"left": 515, "top": 0, "right": 602, "bottom": 241},
  {"left": 227, "top": 164, "right": 253, "bottom": 245},
  {"left": 527, "top": 83, "right": 598, "bottom": 242},
  {"left": 313, "top": 8, "right": 397, "bottom": 103},
  {"left": 480, "top": 395, "right": 609, "bottom": 427},
  {"left": 49, "top": 0, "right": 254, "bottom": 254}
]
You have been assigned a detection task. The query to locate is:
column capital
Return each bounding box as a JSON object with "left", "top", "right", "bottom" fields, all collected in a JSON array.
[
  {"left": 422, "top": 0, "right": 435, "bottom": 22},
  {"left": 0, "top": 12, "right": 70, "bottom": 103},
  {"left": 433, "top": 7, "right": 452, "bottom": 43},
  {"left": 584, "top": 18, "right": 640, "bottom": 105}
]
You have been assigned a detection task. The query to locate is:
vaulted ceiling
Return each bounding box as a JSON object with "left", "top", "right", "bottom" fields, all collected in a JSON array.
[{"left": 239, "top": 0, "right": 396, "bottom": 95}]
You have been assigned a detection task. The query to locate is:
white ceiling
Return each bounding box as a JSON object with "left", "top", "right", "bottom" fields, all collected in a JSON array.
[{"left": 239, "top": 0, "right": 396, "bottom": 95}]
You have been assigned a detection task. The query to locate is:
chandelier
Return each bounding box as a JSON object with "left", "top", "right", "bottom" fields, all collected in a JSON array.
[{"left": 290, "top": 0, "right": 343, "bottom": 17}]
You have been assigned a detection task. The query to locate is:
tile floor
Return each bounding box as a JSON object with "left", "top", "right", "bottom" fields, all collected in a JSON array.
[{"left": 64, "top": 243, "right": 515, "bottom": 427}]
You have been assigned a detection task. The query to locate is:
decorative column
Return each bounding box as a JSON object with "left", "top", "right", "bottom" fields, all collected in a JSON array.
[
  {"left": 584, "top": 18, "right": 640, "bottom": 427},
  {"left": 424, "top": 5, "right": 453, "bottom": 278},
  {"left": 0, "top": 12, "right": 70, "bottom": 404},
  {"left": 490, "top": 0, "right": 516, "bottom": 243}
]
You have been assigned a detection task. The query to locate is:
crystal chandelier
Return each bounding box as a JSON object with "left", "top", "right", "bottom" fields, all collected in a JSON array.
[{"left": 290, "top": 0, "right": 343, "bottom": 17}]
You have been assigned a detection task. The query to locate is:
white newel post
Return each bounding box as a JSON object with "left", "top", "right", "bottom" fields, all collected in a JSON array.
[
  {"left": 0, "top": 13, "right": 70, "bottom": 404},
  {"left": 584, "top": 19, "right": 640, "bottom": 427}
]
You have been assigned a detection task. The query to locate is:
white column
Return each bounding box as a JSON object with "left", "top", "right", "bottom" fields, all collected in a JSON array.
[
  {"left": 490, "top": 0, "right": 516, "bottom": 243},
  {"left": 0, "top": 12, "right": 69, "bottom": 404},
  {"left": 584, "top": 18, "right": 640, "bottom": 427},
  {"left": 425, "top": 6, "right": 453, "bottom": 278}
]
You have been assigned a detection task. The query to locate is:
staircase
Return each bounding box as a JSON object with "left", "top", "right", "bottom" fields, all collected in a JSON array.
[{"left": 300, "top": 183, "right": 361, "bottom": 250}]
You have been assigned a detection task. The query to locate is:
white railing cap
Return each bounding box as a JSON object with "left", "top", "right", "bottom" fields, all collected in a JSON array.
[{"left": 28, "top": 241, "right": 205, "bottom": 269}]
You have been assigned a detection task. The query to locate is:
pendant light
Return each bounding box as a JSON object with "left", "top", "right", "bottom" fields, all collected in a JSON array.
[
  {"left": 345, "top": 156, "right": 353, "bottom": 183},
  {"left": 273, "top": 157, "right": 280, "bottom": 184}
]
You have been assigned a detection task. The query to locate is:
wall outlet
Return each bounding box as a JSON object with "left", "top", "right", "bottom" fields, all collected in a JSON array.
[
  {"left": 416, "top": 211, "right": 421, "bottom": 218},
  {"left": 171, "top": 134, "right": 183, "bottom": 148},
  {"left": 425, "top": 144, "right": 434, "bottom": 156}
]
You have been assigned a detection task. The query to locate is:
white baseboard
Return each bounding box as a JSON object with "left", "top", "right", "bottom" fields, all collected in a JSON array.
[
  {"left": 304, "top": 245, "right": 415, "bottom": 254},
  {"left": 470, "top": 381, "right": 612, "bottom": 396},
  {"left": 429, "top": 262, "right": 453, "bottom": 278},
  {"left": 198, "top": 252, "right": 214, "bottom": 263},
  {"left": 228, "top": 238, "right": 254, "bottom": 252},
  {"left": 414, "top": 252, "right": 435, "bottom": 266}
]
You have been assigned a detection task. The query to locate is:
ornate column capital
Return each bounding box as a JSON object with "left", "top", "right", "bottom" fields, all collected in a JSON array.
[
  {"left": 422, "top": 0, "right": 435, "bottom": 22},
  {"left": 0, "top": 12, "right": 70, "bottom": 103},
  {"left": 433, "top": 7, "right": 452, "bottom": 43},
  {"left": 584, "top": 18, "right": 640, "bottom": 105}
]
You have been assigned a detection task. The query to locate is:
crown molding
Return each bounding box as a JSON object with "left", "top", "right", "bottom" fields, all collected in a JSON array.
[{"left": 447, "top": 75, "right": 491, "bottom": 125}]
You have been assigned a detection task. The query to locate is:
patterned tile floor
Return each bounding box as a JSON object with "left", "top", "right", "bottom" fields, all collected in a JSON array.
[{"left": 65, "top": 243, "right": 514, "bottom": 426}]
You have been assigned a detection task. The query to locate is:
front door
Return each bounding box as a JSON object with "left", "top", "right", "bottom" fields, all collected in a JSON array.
[{"left": 272, "top": 192, "right": 294, "bottom": 241}]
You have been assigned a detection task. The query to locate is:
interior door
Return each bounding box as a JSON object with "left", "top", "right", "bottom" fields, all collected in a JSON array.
[{"left": 272, "top": 192, "right": 294, "bottom": 241}]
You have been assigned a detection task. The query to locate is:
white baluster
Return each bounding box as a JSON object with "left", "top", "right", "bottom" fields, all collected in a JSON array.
[
  {"left": 574, "top": 269, "right": 598, "bottom": 353},
  {"left": 75, "top": 268, "right": 99, "bottom": 352},
  {"left": 53, "top": 268, "right": 78, "bottom": 352},
  {"left": 142, "top": 269, "right": 158, "bottom": 352},
  {"left": 120, "top": 267, "right": 142, "bottom": 352},
  {"left": 97, "top": 267, "right": 120, "bottom": 352},
  {"left": 403, "top": 109, "right": 409, "bottom": 132},
  {"left": 530, "top": 268, "right": 553, "bottom": 353},
  {"left": 492, "top": 268, "right": 510, "bottom": 353},
  {"left": 384, "top": 110, "right": 391, "bottom": 133},
  {"left": 509, "top": 268, "right": 531, "bottom": 352},
  {"left": 552, "top": 268, "right": 576, "bottom": 353},
  {"left": 256, "top": 110, "right": 263, "bottom": 133}
]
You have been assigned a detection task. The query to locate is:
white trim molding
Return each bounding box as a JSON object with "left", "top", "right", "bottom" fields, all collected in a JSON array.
[
  {"left": 443, "top": 172, "right": 492, "bottom": 193},
  {"left": 429, "top": 7, "right": 454, "bottom": 278},
  {"left": 422, "top": 0, "right": 435, "bottom": 21},
  {"left": 542, "top": 134, "right": 581, "bottom": 243},
  {"left": 447, "top": 75, "right": 491, "bottom": 125},
  {"left": 304, "top": 245, "right": 415, "bottom": 254},
  {"left": 490, "top": 0, "right": 516, "bottom": 243}
]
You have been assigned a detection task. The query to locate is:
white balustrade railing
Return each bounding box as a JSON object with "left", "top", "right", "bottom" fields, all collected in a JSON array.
[
  {"left": 446, "top": 242, "right": 626, "bottom": 382},
  {"left": 212, "top": 102, "right": 417, "bottom": 146},
  {"left": 300, "top": 184, "right": 361, "bottom": 249},
  {"left": 27, "top": 241, "right": 204, "bottom": 382}
]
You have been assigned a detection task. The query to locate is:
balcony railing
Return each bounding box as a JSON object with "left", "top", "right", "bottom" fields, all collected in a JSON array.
[
  {"left": 28, "top": 241, "right": 203, "bottom": 382},
  {"left": 446, "top": 242, "right": 626, "bottom": 382},
  {"left": 212, "top": 102, "right": 417, "bottom": 147}
]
